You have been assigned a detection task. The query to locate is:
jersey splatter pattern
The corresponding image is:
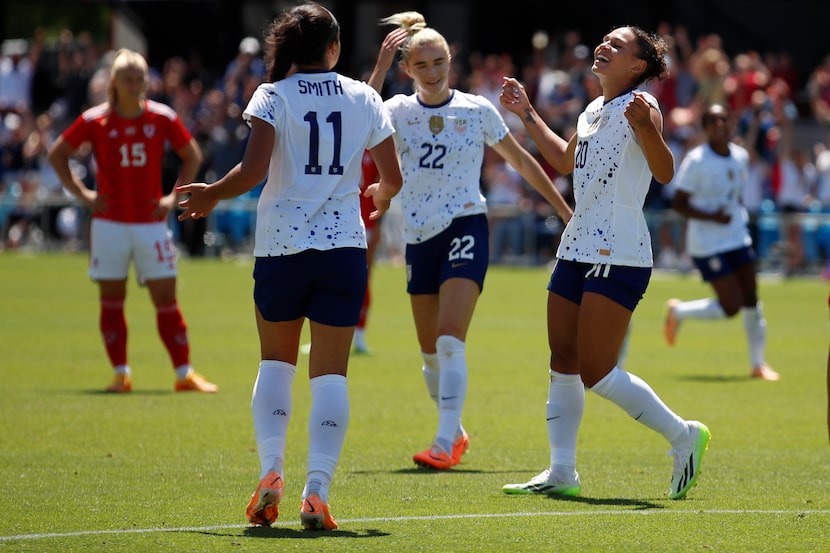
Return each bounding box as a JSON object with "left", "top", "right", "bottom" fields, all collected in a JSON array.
[
  {"left": 383, "top": 90, "right": 508, "bottom": 244},
  {"left": 244, "top": 73, "right": 394, "bottom": 256},
  {"left": 559, "top": 90, "right": 658, "bottom": 267}
]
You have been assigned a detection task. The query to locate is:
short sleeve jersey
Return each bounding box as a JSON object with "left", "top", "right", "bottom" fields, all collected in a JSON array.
[
  {"left": 60, "top": 99, "right": 192, "bottom": 223},
  {"left": 383, "top": 90, "right": 508, "bottom": 243},
  {"left": 674, "top": 142, "right": 752, "bottom": 257},
  {"left": 558, "top": 90, "right": 658, "bottom": 267},
  {"left": 243, "top": 72, "right": 394, "bottom": 256}
]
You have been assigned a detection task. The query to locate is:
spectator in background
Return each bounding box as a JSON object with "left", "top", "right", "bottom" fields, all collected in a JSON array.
[
  {"left": 688, "top": 34, "right": 730, "bottom": 110},
  {"left": 223, "top": 36, "right": 265, "bottom": 109},
  {"left": 47, "top": 48, "right": 217, "bottom": 394},
  {"left": 807, "top": 54, "right": 830, "bottom": 131},
  {"left": 665, "top": 104, "right": 779, "bottom": 381},
  {"left": 0, "top": 32, "right": 44, "bottom": 114},
  {"left": 772, "top": 80, "right": 817, "bottom": 275}
]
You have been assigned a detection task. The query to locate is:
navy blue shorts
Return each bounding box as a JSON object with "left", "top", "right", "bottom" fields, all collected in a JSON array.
[
  {"left": 406, "top": 214, "right": 489, "bottom": 294},
  {"left": 692, "top": 245, "right": 756, "bottom": 281},
  {"left": 547, "top": 259, "right": 651, "bottom": 312},
  {"left": 253, "top": 248, "right": 367, "bottom": 326}
]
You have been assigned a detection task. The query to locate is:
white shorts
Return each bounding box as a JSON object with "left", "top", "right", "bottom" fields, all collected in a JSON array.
[{"left": 89, "top": 219, "right": 178, "bottom": 282}]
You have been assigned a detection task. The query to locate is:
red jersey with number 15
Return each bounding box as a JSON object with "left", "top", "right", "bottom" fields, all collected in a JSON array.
[{"left": 61, "top": 99, "right": 193, "bottom": 223}]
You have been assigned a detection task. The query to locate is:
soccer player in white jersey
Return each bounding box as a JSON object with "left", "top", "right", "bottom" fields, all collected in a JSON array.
[
  {"left": 500, "top": 26, "right": 710, "bottom": 500},
  {"left": 665, "top": 104, "right": 779, "bottom": 381},
  {"left": 48, "top": 48, "right": 217, "bottom": 394},
  {"left": 177, "top": 2, "right": 403, "bottom": 531},
  {"left": 367, "top": 12, "right": 572, "bottom": 471}
]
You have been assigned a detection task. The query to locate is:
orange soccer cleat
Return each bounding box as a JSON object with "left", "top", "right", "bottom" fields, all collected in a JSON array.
[
  {"left": 451, "top": 430, "right": 470, "bottom": 466},
  {"left": 663, "top": 298, "right": 681, "bottom": 346},
  {"left": 105, "top": 373, "right": 132, "bottom": 393},
  {"left": 246, "top": 471, "right": 283, "bottom": 527},
  {"left": 175, "top": 371, "right": 219, "bottom": 393},
  {"left": 413, "top": 445, "right": 453, "bottom": 470},
  {"left": 300, "top": 493, "right": 338, "bottom": 531}
]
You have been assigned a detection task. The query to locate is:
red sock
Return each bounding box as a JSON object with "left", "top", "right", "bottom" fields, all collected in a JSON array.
[
  {"left": 156, "top": 301, "right": 190, "bottom": 369},
  {"left": 100, "top": 296, "right": 127, "bottom": 367}
]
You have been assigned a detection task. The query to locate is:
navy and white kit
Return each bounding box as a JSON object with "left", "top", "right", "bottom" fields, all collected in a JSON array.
[
  {"left": 244, "top": 71, "right": 394, "bottom": 324},
  {"left": 673, "top": 140, "right": 756, "bottom": 281},
  {"left": 382, "top": 90, "right": 508, "bottom": 293},
  {"left": 549, "top": 90, "right": 661, "bottom": 309}
]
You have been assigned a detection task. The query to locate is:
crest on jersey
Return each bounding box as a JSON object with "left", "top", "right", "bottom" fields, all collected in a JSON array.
[
  {"left": 429, "top": 115, "right": 444, "bottom": 135},
  {"left": 453, "top": 117, "right": 467, "bottom": 134},
  {"left": 143, "top": 124, "right": 156, "bottom": 138}
]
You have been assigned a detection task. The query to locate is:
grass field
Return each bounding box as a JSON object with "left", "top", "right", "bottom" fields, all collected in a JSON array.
[{"left": 1, "top": 251, "right": 828, "bottom": 552}]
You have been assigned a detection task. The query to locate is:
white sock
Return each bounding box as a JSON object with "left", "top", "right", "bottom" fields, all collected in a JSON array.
[
  {"left": 353, "top": 328, "right": 367, "bottom": 350},
  {"left": 175, "top": 364, "right": 192, "bottom": 379},
  {"left": 251, "top": 360, "right": 295, "bottom": 478},
  {"left": 114, "top": 364, "right": 131, "bottom": 376},
  {"left": 306, "top": 374, "right": 349, "bottom": 502},
  {"left": 742, "top": 303, "right": 767, "bottom": 368},
  {"left": 546, "top": 370, "right": 584, "bottom": 477},
  {"left": 435, "top": 335, "right": 467, "bottom": 453},
  {"left": 674, "top": 298, "right": 726, "bottom": 320},
  {"left": 590, "top": 366, "right": 687, "bottom": 444},
  {"left": 421, "top": 352, "right": 440, "bottom": 405}
]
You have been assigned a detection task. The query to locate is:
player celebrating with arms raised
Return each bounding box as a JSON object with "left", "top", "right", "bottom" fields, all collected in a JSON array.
[{"left": 500, "top": 26, "right": 709, "bottom": 499}]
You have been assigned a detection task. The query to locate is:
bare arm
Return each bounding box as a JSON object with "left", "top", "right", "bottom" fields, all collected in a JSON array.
[
  {"left": 363, "top": 135, "right": 403, "bottom": 220},
  {"left": 671, "top": 189, "right": 730, "bottom": 224},
  {"left": 47, "top": 136, "right": 101, "bottom": 211},
  {"left": 178, "top": 117, "right": 272, "bottom": 220},
  {"left": 156, "top": 138, "right": 202, "bottom": 219},
  {"left": 500, "top": 77, "right": 575, "bottom": 175},
  {"left": 490, "top": 133, "right": 572, "bottom": 223},
  {"left": 625, "top": 92, "right": 674, "bottom": 184},
  {"left": 366, "top": 29, "right": 409, "bottom": 94}
]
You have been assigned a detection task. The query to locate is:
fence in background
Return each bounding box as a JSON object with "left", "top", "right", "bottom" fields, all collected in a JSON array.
[{"left": 3, "top": 196, "right": 829, "bottom": 276}]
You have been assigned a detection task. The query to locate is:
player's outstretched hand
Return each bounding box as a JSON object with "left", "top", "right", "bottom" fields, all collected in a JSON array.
[{"left": 177, "top": 183, "right": 218, "bottom": 221}]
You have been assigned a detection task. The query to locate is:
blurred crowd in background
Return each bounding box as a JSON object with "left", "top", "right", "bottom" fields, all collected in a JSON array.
[{"left": 3, "top": 22, "right": 830, "bottom": 276}]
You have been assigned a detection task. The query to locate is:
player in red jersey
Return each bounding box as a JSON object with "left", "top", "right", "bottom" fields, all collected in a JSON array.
[
  {"left": 48, "top": 48, "right": 217, "bottom": 393},
  {"left": 354, "top": 150, "right": 382, "bottom": 353}
]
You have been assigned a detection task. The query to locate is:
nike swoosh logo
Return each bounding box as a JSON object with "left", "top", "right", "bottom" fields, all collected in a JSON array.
[
  {"left": 546, "top": 416, "right": 561, "bottom": 421},
  {"left": 440, "top": 395, "right": 457, "bottom": 401},
  {"left": 306, "top": 501, "right": 316, "bottom": 513}
]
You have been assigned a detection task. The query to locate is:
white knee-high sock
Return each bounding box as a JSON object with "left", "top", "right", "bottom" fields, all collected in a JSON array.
[
  {"left": 305, "top": 374, "right": 349, "bottom": 502},
  {"left": 435, "top": 335, "right": 467, "bottom": 453},
  {"left": 546, "top": 370, "right": 584, "bottom": 477},
  {"left": 742, "top": 303, "right": 767, "bottom": 368},
  {"left": 421, "top": 351, "right": 440, "bottom": 405},
  {"left": 674, "top": 298, "right": 726, "bottom": 320},
  {"left": 251, "top": 360, "right": 296, "bottom": 479},
  {"left": 590, "top": 366, "right": 687, "bottom": 444}
]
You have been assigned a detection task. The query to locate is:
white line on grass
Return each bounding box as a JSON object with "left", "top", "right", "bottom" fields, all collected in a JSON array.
[{"left": 2, "top": 509, "right": 830, "bottom": 541}]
